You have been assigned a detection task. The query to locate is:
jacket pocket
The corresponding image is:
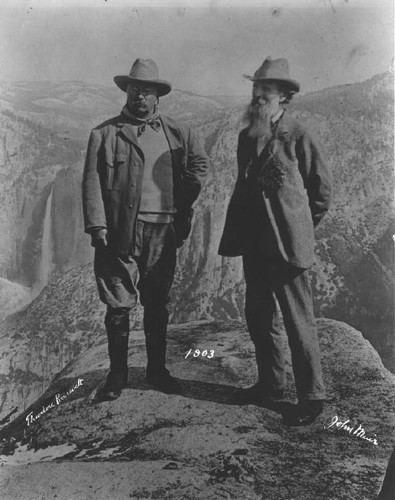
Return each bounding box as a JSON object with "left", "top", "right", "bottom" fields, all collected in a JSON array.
[{"left": 106, "top": 153, "right": 126, "bottom": 190}]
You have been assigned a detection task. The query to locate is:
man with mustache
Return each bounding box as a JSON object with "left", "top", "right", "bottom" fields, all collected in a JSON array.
[
  {"left": 83, "top": 58, "right": 208, "bottom": 400},
  {"left": 219, "top": 57, "right": 332, "bottom": 425}
]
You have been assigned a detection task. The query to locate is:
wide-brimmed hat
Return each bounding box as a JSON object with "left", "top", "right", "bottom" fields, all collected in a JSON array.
[
  {"left": 114, "top": 58, "right": 172, "bottom": 96},
  {"left": 244, "top": 57, "right": 300, "bottom": 93}
]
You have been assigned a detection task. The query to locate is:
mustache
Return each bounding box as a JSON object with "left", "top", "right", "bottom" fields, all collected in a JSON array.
[{"left": 250, "top": 96, "right": 269, "bottom": 107}]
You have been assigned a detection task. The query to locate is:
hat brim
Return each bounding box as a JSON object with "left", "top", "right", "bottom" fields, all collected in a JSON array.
[
  {"left": 114, "top": 75, "right": 172, "bottom": 96},
  {"left": 243, "top": 75, "right": 300, "bottom": 93}
]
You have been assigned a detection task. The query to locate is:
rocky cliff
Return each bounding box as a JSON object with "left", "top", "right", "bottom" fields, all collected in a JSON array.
[
  {"left": 0, "top": 73, "right": 393, "bottom": 423},
  {"left": 0, "top": 319, "right": 394, "bottom": 500},
  {"left": 0, "top": 264, "right": 102, "bottom": 418}
]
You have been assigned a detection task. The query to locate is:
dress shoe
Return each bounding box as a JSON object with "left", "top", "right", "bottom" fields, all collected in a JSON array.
[
  {"left": 147, "top": 373, "right": 182, "bottom": 394},
  {"left": 285, "top": 400, "right": 324, "bottom": 426},
  {"left": 230, "top": 383, "right": 284, "bottom": 404}
]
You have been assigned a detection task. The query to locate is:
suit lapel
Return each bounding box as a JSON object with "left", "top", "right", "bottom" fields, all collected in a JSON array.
[
  {"left": 116, "top": 122, "right": 139, "bottom": 147},
  {"left": 275, "top": 113, "right": 291, "bottom": 141},
  {"left": 160, "top": 116, "right": 183, "bottom": 151},
  {"left": 115, "top": 120, "right": 145, "bottom": 161}
]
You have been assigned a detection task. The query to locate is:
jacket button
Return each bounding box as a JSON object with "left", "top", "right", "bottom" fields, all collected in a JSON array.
[{"left": 129, "top": 204, "right": 134, "bottom": 208}]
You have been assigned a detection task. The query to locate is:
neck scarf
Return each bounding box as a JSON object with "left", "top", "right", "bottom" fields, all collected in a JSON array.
[{"left": 121, "top": 105, "right": 161, "bottom": 136}]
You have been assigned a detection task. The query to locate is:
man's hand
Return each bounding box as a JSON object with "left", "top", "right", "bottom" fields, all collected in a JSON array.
[
  {"left": 174, "top": 209, "right": 194, "bottom": 248},
  {"left": 90, "top": 228, "right": 108, "bottom": 247}
]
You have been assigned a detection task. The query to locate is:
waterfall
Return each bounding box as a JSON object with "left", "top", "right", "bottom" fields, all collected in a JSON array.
[{"left": 33, "top": 185, "right": 55, "bottom": 295}]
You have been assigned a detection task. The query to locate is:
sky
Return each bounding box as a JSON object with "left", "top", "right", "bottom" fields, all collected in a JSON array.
[{"left": 0, "top": 0, "right": 393, "bottom": 96}]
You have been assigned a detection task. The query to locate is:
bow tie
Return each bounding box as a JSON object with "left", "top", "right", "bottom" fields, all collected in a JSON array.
[
  {"left": 137, "top": 118, "right": 161, "bottom": 136},
  {"left": 121, "top": 106, "right": 161, "bottom": 136}
]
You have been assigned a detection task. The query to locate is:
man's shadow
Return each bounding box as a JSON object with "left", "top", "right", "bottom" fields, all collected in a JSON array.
[
  {"left": 91, "top": 366, "right": 295, "bottom": 417},
  {"left": 0, "top": 366, "right": 295, "bottom": 448}
]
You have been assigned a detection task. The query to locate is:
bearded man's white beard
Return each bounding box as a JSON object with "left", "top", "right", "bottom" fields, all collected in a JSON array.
[{"left": 244, "top": 98, "right": 278, "bottom": 139}]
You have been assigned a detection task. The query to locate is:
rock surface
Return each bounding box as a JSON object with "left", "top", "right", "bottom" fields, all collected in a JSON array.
[{"left": 0, "top": 319, "right": 394, "bottom": 500}]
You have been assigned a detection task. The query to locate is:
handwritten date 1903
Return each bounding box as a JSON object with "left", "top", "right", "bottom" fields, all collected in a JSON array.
[{"left": 185, "top": 349, "right": 214, "bottom": 359}]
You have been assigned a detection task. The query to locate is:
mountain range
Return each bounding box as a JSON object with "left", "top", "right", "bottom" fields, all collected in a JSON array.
[{"left": 0, "top": 72, "right": 393, "bottom": 421}]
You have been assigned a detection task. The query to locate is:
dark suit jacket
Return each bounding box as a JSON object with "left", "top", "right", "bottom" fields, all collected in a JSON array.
[
  {"left": 82, "top": 114, "right": 208, "bottom": 258},
  {"left": 218, "top": 113, "right": 332, "bottom": 269}
]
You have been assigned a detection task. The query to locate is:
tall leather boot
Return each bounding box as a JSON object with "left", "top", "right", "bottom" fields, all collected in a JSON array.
[
  {"left": 144, "top": 306, "right": 181, "bottom": 394},
  {"left": 145, "top": 332, "right": 169, "bottom": 381},
  {"left": 98, "top": 307, "right": 129, "bottom": 401}
]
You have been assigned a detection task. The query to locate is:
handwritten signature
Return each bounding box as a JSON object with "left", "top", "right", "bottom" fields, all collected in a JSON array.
[
  {"left": 25, "top": 378, "right": 84, "bottom": 426},
  {"left": 325, "top": 415, "right": 378, "bottom": 445}
]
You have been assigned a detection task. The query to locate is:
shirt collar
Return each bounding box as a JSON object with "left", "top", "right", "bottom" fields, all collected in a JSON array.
[{"left": 271, "top": 108, "right": 284, "bottom": 125}]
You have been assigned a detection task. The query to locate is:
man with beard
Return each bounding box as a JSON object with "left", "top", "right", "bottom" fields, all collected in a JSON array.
[
  {"left": 219, "top": 57, "right": 332, "bottom": 425},
  {"left": 83, "top": 58, "right": 208, "bottom": 400}
]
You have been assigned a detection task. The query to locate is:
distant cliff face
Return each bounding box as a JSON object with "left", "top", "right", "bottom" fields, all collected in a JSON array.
[
  {"left": 0, "top": 74, "right": 393, "bottom": 421},
  {"left": 0, "top": 103, "right": 84, "bottom": 288}
]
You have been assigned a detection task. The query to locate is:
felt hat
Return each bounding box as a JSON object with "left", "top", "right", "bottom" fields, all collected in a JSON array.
[
  {"left": 244, "top": 57, "right": 300, "bottom": 93},
  {"left": 114, "top": 58, "right": 172, "bottom": 96}
]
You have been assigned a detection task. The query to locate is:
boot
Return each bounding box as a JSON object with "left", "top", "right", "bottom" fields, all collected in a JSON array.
[
  {"left": 98, "top": 308, "right": 129, "bottom": 401},
  {"left": 144, "top": 307, "right": 181, "bottom": 394}
]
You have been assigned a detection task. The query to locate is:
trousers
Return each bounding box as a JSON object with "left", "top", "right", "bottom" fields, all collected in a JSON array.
[
  {"left": 242, "top": 227, "right": 326, "bottom": 401},
  {"left": 94, "top": 221, "right": 177, "bottom": 378}
]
